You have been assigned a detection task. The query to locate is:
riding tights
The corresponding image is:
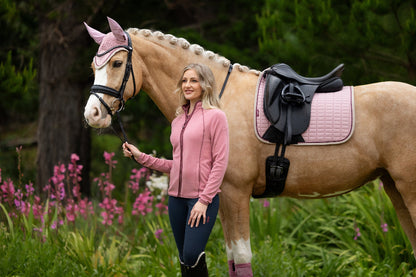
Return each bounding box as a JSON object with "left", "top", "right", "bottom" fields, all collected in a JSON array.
[{"left": 168, "top": 194, "right": 219, "bottom": 266}]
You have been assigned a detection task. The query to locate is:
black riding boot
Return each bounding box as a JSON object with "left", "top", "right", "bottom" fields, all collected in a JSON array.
[{"left": 180, "top": 252, "right": 208, "bottom": 277}]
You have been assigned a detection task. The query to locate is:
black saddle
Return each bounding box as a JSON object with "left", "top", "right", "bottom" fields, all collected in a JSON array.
[
  {"left": 253, "top": 63, "right": 344, "bottom": 199},
  {"left": 262, "top": 63, "right": 344, "bottom": 144}
]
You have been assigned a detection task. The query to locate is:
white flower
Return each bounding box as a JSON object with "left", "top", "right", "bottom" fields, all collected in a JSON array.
[{"left": 146, "top": 173, "right": 168, "bottom": 197}]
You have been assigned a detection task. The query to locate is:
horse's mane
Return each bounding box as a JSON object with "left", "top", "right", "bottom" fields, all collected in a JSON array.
[{"left": 127, "top": 28, "right": 260, "bottom": 76}]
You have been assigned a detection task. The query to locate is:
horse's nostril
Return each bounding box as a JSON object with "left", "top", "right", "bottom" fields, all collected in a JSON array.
[{"left": 92, "top": 107, "right": 100, "bottom": 118}]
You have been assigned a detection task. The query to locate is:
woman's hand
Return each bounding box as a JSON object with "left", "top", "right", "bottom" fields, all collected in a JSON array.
[
  {"left": 122, "top": 142, "right": 141, "bottom": 159},
  {"left": 188, "top": 201, "right": 208, "bottom": 228}
]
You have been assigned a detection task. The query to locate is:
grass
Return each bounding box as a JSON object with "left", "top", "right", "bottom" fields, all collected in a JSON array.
[{"left": 0, "top": 151, "right": 415, "bottom": 277}]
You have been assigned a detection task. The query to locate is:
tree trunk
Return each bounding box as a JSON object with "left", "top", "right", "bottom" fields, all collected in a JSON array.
[{"left": 36, "top": 4, "right": 91, "bottom": 195}]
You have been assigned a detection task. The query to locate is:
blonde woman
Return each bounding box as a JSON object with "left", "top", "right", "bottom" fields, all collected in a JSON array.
[{"left": 123, "top": 63, "right": 229, "bottom": 276}]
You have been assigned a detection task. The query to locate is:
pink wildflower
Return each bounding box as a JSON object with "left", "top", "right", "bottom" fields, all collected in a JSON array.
[
  {"left": 104, "top": 152, "right": 117, "bottom": 168},
  {"left": 68, "top": 153, "right": 83, "bottom": 186},
  {"left": 354, "top": 227, "right": 361, "bottom": 240},
  {"left": 25, "top": 182, "right": 35, "bottom": 197},
  {"left": 155, "top": 197, "right": 168, "bottom": 215},
  {"left": 132, "top": 189, "right": 153, "bottom": 216},
  {"left": 155, "top": 229, "right": 164, "bottom": 244},
  {"left": 78, "top": 198, "right": 94, "bottom": 219},
  {"left": 1, "top": 178, "right": 15, "bottom": 205},
  {"left": 99, "top": 197, "right": 123, "bottom": 225},
  {"left": 262, "top": 199, "right": 270, "bottom": 208},
  {"left": 381, "top": 223, "right": 388, "bottom": 232}
]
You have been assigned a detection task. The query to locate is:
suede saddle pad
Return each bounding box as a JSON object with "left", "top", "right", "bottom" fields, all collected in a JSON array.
[{"left": 254, "top": 71, "right": 355, "bottom": 145}]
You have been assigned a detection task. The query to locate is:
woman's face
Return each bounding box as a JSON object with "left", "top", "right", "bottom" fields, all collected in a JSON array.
[{"left": 182, "top": 69, "right": 202, "bottom": 104}]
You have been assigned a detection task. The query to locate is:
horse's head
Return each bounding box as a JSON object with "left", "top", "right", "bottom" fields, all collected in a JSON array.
[{"left": 84, "top": 17, "right": 140, "bottom": 128}]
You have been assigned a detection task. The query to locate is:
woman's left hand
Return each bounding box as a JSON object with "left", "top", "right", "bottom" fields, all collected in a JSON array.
[{"left": 188, "top": 201, "right": 208, "bottom": 228}]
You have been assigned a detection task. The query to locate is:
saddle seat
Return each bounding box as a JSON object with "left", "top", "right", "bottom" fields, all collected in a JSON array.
[{"left": 272, "top": 63, "right": 344, "bottom": 86}]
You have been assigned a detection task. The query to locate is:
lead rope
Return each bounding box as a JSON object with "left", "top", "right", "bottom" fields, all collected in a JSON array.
[{"left": 108, "top": 111, "right": 140, "bottom": 164}]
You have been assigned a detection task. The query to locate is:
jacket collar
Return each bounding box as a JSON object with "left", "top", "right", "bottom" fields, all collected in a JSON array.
[{"left": 182, "top": 100, "right": 203, "bottom": 114}]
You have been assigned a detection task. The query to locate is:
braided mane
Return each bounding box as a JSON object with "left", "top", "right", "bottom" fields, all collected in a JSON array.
[{"left": 127, "top": 28, "right": 260, "bottom": 75}]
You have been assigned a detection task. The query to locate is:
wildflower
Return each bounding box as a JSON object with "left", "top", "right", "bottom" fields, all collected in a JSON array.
[
  {"left": 262, "top": 199, "right": 270, "bottom": 208},
  {"left": 146, "top": 173, "right": 168, "bottom": 198},
  {"left": 25, "top": 182, "right": 35, "bottom": 197},
  {"left": 155, "top": 197, "right": 168, "bottom": 215},
  {"left": 78, "top": 198, "right": 94, "bottom": 219},
  {"left": 155, "top": 228, "right": 164, "bottom": 243},
  {"left": 68, "top": 153, "right": 83, "bottom": 191},
  {"left": 99, "top": 197, "right": 123, "bottom": 225},
  {"left": 129, "top": 167, "right": 150, "bottom": 193},
  {"left": 51, "top": 219, "right": 64, "bottom": 230},
  {"left": 354, "top": 227, "right": 361, "bottom": 240},
  {"left": 104, "top": 151, "right": 117, "bottom": 168},
  {"left": 65, "top": 199, "right": 79, "bottom": 222},
  {"left": 1, "top": 178, "right": 15, "bottom": 205},
  {"left": 132, "top": 188, "right": 153, "bottom": 216},
  {"left": 378, "top": 181, "right": 384, "bottom": 190},
  {"left": 381, "top": 223, "right": 388, "bottom": 232}
]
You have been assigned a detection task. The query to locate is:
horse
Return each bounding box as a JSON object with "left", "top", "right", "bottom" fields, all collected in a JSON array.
[{"left": 83, "top": 18, "right": 416, "bottom": 276}]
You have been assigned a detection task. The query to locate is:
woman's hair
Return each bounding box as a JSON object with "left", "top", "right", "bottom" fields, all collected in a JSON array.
[{"left": 174, "top": 63, "right": 221, "bottom": 116}]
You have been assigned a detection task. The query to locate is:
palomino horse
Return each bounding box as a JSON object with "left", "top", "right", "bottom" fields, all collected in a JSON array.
[{"left": 83, "top": 18, "right": 416, "bottom": 276}]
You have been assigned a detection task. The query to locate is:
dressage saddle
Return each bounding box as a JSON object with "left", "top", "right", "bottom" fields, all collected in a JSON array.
[
  {"left": 253, "top": 63, "right": 344, "bottom": 199},
  {"left": 262, "top": 63, "right": 344, "bottom": 144}
]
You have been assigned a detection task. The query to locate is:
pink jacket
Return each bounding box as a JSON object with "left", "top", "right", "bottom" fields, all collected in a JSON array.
[{"left": 136, "top": 102, "right": 229, "bottom": 205}]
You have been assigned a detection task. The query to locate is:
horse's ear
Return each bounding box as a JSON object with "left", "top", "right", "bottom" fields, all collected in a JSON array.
[
  {"left": 84, "top": 22, "right": 105, "bottom": 44},
  {"left": 107, "top": 17, "right": 126, "bottom": 42}
]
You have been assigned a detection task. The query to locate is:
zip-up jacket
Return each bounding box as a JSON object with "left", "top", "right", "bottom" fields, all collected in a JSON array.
[{"left": 136, "top": 102, "right": 229, "bottom": 205}]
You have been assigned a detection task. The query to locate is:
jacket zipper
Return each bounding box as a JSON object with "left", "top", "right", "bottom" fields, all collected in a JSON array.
[{"left": 178, "top": 108, "right": 195, "bottom": 196}]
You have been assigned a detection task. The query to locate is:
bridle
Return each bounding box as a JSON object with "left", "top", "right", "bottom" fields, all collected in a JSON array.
[
  {"left": 90, "top": 31, "right": 137, "bottom": 117},
  {"left": 89, "top": 31, "right": 137, "bottom": 143}
]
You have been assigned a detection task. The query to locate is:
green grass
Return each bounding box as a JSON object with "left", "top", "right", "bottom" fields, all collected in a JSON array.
[{"left": 1, "top": 181, "right": 415, "bottom": 276}]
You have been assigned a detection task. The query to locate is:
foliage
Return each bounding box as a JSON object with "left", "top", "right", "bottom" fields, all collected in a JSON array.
[
  {"left": 0, "top": 52, "right": 37, "bottom": 123},
  {"left": 257, "top": 0, "right": 416, "bottom": 85},
  {"left": 0, "top": 151, "right": 415, "bottom": 276}
]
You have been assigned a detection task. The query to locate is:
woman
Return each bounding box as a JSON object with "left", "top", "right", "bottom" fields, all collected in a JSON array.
[{"left": 122, "top": 63, "right": 229, "bottom": 276}]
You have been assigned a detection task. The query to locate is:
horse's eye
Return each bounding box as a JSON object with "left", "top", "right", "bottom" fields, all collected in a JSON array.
[{"left": 113, "top": 60, "right": 123, "bottom": 68}]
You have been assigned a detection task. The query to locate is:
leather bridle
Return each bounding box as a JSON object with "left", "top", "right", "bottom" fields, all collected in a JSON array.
[{"left": 90, "top": 31, "right": 137, "bottom": 116}]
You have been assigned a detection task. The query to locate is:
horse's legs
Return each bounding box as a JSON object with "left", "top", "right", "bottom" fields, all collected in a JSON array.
[
  {"left": 381, "top": 174, "right": 416, "bottom": 256},
  {"left": 219, "top": 185, "right": 253, "bottom": 277}
]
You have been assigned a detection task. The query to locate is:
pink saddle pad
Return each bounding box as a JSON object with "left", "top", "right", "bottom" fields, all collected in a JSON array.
[{"left": 254, "top": 72, "right": 355, "bottom": 145}]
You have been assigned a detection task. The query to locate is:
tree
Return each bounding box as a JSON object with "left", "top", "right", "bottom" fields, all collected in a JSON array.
[
  {"left": 2, "top": 0, "right": 264, "bottom": 194},
  {"left": 257, "top": 0, "right": 416, "bottom": 85}
]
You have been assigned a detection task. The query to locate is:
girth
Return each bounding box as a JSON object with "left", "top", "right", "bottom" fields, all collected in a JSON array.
[{"left": 253, "top": 63, "right": 344, "bottom": 198}]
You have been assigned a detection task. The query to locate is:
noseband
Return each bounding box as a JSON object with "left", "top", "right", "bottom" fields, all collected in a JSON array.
[{"left": 90, "top": 31, "right": 137, "bottom": 116}]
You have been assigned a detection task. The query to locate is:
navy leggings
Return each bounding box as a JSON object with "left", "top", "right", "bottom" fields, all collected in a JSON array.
[{"left": 168, "top": 194, "right": 219, "bottom": 266}]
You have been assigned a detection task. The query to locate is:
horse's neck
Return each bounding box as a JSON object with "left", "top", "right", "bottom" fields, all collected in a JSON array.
[{"left": 130, "top": 32, "right": 230, "bottom": 122}]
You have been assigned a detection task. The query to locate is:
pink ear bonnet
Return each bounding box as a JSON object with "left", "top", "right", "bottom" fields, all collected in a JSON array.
[{"left": 84, "top": 17, "right": 128, "bottom": 69}]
